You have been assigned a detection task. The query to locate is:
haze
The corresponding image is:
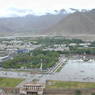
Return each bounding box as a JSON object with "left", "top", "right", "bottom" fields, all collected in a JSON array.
[{"left": 0, "top": 0, "right": 95, "bottom": 17}]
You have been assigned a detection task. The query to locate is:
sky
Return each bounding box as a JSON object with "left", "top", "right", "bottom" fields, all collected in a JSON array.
[{"left": 0, "top": 0, "right": 95, "bottom": 17}]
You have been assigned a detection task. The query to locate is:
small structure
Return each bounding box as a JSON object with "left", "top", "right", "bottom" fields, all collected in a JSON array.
[
  {"left": 17, "top": 49, "right": 29, "bottom": 54},
  {"left": 20, "top": 83, "right": 44, "bottom": 95}
]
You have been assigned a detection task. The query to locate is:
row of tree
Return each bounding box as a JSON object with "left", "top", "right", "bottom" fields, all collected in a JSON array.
[{"left": 1, "top": 50, "right": 60, "bottom": 69}]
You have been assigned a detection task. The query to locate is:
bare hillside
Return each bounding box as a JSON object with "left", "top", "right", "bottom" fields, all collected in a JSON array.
[
  {"left": 45, "top": 11, "right": 95, "bottom": 37},
  {"left": 0, "top": 13, "right": 66, "bottom": 37}
]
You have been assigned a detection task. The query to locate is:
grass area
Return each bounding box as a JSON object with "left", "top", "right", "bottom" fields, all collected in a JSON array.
[
  {"left": 0, "top": 78, "right": 24, "bottom": 87},
  {"left": 46, "top": 80, "right": 95, "bottom": 89}
]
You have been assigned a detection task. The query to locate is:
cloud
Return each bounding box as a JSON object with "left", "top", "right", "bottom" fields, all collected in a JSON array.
[
  {"left": 0, "top": 0, "right": 94, "bottom": 17},
  {"left": 8, "top": 7, "right": 32, "bottom": 13},
  {"left": 0, "top": 0, "right": 95, "bottom": 10}
]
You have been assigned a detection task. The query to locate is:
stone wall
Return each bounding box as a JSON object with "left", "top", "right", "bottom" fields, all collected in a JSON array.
[
  {"left": 1, "top": 87, "right": 95, "bottom": 95},
  {"left": 43, "top": 88, "right": 95, "bottom": 95}
]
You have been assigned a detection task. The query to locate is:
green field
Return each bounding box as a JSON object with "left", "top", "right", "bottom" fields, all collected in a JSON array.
[
  {"left": 46, "top": 80, "right": 95, "bottom": 89},
  {"left": 0, "top": 78, "right": 24, "bottom": 87}
]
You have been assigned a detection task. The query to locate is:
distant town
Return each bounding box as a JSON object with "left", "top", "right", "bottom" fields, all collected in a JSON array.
[{"left": 0, "top": 36, "right": 95, "bottom": 95}]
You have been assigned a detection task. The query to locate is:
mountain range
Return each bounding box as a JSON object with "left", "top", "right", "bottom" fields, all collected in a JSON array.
[
  {"left": 0, "top": 8, "right": 95, "bottom": 40},
  {"left": 44, "top": 9, "right": 95, "bottom": 40}
]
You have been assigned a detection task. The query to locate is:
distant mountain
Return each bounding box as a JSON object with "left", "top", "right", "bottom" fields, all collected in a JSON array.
[
  {"left": 0, "top": 8, "right": 95, "bottom": 40},
  {"left": 44, "top": 9, "right": 95, "bottom": 40},
  {"left": 0, "top": 12, "right": 67, "bottom": 37}
]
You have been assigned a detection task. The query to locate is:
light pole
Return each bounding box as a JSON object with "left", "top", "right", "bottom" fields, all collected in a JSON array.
[{"left": 40, "top": 59, "right": 43, "bottom": 72}]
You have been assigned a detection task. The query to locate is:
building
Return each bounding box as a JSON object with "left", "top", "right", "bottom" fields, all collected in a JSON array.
[
  {"left": 17, "top": 49, "right": 29, "bottom": 53},
  {"left": 20, "top": 83, "right": 44, "bottom": 95}
]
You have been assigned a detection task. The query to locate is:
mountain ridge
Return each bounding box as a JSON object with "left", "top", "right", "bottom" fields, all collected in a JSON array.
[
  {"left": 0, "top": 9, "right": 95, "bottom": 40},
  {"left": 44, "top": 11, "right": 95, "bottom": 36}
]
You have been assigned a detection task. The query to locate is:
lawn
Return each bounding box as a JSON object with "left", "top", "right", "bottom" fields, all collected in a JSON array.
[
  {"left": 46, "top": 80, "right": 95, "bottom": 89},
  {"left": 0, "top": 77, "right": 24, "bottom": 87}
]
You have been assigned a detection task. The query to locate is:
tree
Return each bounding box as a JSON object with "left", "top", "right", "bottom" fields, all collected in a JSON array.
[{"left": 75, "top": 90, "right": 81, "bottom": 95}]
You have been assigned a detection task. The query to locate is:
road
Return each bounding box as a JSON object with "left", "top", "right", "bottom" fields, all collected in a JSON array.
[
  {"left": 1, "top": 57, "right": 95, "bottom": 87},
  {"left": 0, "top": 55, "right": 67, "bottom": 87},
  {"left": 47, "top": 55, "right": 67, "bottom": 73}
]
